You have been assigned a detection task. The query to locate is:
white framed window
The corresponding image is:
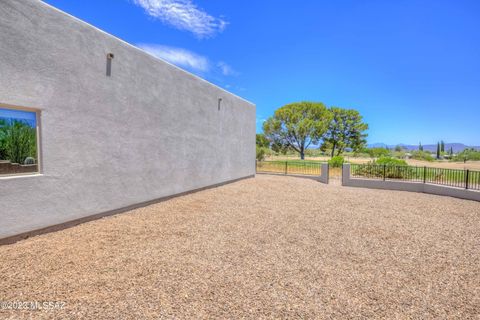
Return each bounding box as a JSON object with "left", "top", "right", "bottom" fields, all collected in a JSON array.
[{"left": 0, "top": 104, "right": 41, "bottom": 176}]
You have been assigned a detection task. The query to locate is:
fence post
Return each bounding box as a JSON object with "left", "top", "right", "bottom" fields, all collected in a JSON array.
[
  {"left": 327, "top": 163, "right": 329, "bottom": 184},
  {"left": 341, "top": 163, "right": 344, "bottom": 185},
  {"left": 465, "top": 169, "right": 470, "bottom": 189},
  {"left": 285, "top": 161, "right": 288, "bottom": 175},
  {"left": 423, "top": 166, "right": 427, "bottom": 184},
  {"left": 383, "top": 164, "right": 386, "bottom": 181}
]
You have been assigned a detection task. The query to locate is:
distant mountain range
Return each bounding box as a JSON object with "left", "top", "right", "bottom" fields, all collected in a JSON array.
[{"left": 367, "top": 143, "right": 480, "bottom": 153}]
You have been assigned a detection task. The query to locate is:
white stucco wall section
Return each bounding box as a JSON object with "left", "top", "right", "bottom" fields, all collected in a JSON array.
[{"left": 0, "top": 0, "right": 255, "bottom": 240}]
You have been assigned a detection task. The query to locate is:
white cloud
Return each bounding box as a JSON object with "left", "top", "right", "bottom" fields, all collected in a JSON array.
[
  {"left": 217, "top": 61, "right": 238, "bottom": 76},
  {"left": 138, "top": 44, "right": 210, "bottom": 72},
  {"left": 133, "top": 0, "right": 227, "bottom": 38},
  {"left": 138, "top": 44, "right": 240, "bottom": 82}
]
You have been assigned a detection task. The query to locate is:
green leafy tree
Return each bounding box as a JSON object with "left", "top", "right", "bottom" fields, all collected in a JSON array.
[
  {"left": 263, "top": 102, "right": 331, "bottom": 160},
  {"left": 436, "top": 142, "right": 441, "bottom": 159},
  {"left": 440, "top": 140, "right": 445, "bottom": 153},
  {"left": 419, "top": 142, "right": 423, "bottom": 151},
  {"left": 256, "top": 133, "right": 270, "bottom": 148},
  {"left": 270, "top": 141, "right": 290, "bottom": 154},
  {"left": 453, "top": 148, "right": 480, "bottom": 162},
  {"left": 321, "top": 107, "right": 368, "bottom": 157}
]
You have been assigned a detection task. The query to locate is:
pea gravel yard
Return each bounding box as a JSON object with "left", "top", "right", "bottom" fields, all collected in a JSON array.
[{"left": 1, "top": 175, "right": 479, "bottom": 319}]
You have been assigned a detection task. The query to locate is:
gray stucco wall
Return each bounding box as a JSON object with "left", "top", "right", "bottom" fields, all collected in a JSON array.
[
  {"left": 256, "top": 163, "right": 329, "bottom": 183},
  {"left": 0, "top": 0, "right": 255, "bottom": 240},
  {"left": 342, "top": 164, "right": 480, "bottom": 202},
  {"left": 319, "top": 163, "right": 329, "bottom": 184}
]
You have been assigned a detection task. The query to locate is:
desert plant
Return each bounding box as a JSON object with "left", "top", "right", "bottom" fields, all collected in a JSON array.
[
  {"left": 0, "top": 118, "right": 7, "bottom": 160},
  {"left": 24, "top": 157, "right": 36, "bottom": 165},
  {"left": 411, "top": 150, "right": 434, "bottom": 161},
  {"left": 2, "top": 120, "right": 36, "bottom": 164}
]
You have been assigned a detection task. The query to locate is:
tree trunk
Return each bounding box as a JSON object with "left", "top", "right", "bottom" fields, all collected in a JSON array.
[
  {"left": 330, "top": 142, "right": 336, "bottom": 158},
  {"left": 300, "top": 148, "right": 305, "bottom": 160}
]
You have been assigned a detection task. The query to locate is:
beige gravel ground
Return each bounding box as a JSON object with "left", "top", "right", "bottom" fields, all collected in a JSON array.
[{"left": 1, "top": 175, "right": 480, "bottom": 319}]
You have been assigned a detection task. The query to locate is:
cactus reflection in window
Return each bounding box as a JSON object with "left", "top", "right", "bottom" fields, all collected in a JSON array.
[{"left": 0, "top": 106, "right": 39, "bottom": 176}]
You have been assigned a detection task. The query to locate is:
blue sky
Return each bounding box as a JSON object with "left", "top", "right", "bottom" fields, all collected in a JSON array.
[
  {"left": 44, "top": 0, "right": 480, "bottom": 146},
  {"left": 0, "top": 108, "right": 36, "bottom": 126}
]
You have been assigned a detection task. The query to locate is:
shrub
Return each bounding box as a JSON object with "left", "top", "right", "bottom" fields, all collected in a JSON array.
[
  {"left": 391, "top": 151, "right": 407, "bottom": 159},
  {"left": 411, "top": 150, "right": 434, "bottom": 162},
  {"left": 374, "top": 157, "right": 407, "bottom": 166},
  {"left": 256, "top": 146, "right": 267, "bottom": 161},
  {"left": 372, "top": 157, "right": 416, "bottom": 179},
  {"left": 366, "top": 147, "right": 390, "bottom": 158},
  {"left": 328, "top": 156, "right": 344, "bottom": 168},
  {"left": 352, "top": 164, "right": 383, "bottom": 178}
]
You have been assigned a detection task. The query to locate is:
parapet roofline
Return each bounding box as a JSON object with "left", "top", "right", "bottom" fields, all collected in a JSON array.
[{"left": 38, "top": 0, "right": 255, "bottom": 107}]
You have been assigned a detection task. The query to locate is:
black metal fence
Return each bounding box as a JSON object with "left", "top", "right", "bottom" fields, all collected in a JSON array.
[
  {"left": 350, "top": 164, "right": 480, "bottom": 191},
  {"left": 256, "top": 161, "right": 322, "bottom": 176}
]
